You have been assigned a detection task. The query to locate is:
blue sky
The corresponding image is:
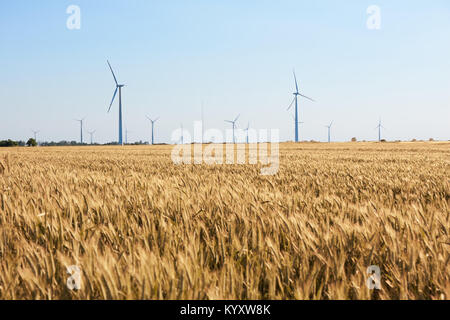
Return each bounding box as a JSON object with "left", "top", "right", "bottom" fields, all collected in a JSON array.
[{"left": 1, "top": 0, "right": 449, "bottom": 143}]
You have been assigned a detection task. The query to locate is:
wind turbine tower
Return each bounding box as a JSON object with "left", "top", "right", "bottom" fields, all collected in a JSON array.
[
  {"left": 88, "top": 130, "right": 96, "bottom": 145},
  {"left": 180, "top": 123, "right": 184, "bottom": 144},
  {"left": 75, "top": 118, "right": 85, "bottom": 144},
  {"left": 31, "top": 130, "right": 40, "bottom": 143},
  {"left": 325, "top": 121, "right": 333, "bottom": 143},
  {"left": 225, "top": 114, "right": 240, "bottom": 144},
  {"left": 291, "top": 115, "right": 304, "bottom": 140},
  {"left": 146, "top": 116, "right": 159, "bottom": 145},
  {"left": 376, "top": 119, "right": 385, "bottom": 142},
  {"left": 107, "top": 60, "right": 126, "bottom": 145},
  {"left": 125, "top": 128, "right": 131, "bottom": 144},
  {"left": 244, "top": 122, "right": 250, "bottom": 144},
  {"left": 287, "top": 70, "right": 315, "bottom": 142}
]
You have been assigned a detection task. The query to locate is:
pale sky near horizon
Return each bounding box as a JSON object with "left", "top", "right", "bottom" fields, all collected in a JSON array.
[{"left": 1, "top": 0, "right": 449, "bottom": 143}]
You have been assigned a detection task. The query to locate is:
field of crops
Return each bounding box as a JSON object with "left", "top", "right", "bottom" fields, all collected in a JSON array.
[{"left": 0, "top": 142, "right": 448, "bottom": 300}]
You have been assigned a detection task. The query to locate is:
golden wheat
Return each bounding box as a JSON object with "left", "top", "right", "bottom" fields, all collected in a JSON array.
[{"left": 0, "top": 142, "right": 448, "bottom": 300}]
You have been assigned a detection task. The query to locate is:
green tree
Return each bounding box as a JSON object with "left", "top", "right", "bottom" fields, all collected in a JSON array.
[{"left": 26, "top": 138, "right": 37, "bottom": 147}]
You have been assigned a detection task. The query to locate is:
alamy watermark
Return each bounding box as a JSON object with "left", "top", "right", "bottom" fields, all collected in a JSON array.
[
  {"left": 66, "top": 265, "right": 82, "bottom": 290},
  {"left": 66, "top": 5, "right": 81, "bottom": 30},
  {"left": 366, "top": 5, "right": 381, "bottom": 30},
  {"left": 170, "top": 122, "right": 279, "bottom": 176},
  {"left": 366, "top": 265, "right": 381, "bottom": 290}
]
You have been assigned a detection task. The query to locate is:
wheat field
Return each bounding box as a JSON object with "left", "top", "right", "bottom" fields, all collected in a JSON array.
[{"left": 0, "top": 142, "right": 448, "bottom": 300}]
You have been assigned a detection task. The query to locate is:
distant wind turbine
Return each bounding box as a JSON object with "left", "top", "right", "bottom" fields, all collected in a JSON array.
[
  {"left": 225, "top": 114, "right": 240, "bottom": 144},
  {"left": 244, "top": 122, "right": 250, "bottom": 144},
  {"left": 31, "top": 130, "right": 40, "bottom": 142},
  {"left": 107, "top": 60, "right": 126, "bottom": 145},
  {"left": 287, "top": 69, "right": 314, "bottom": 142},
  {"left": 180, "top": 123, "right": 184, "bottom": 144},
  {"left": 291, "top": 116, "right": 304, "bottom": 124},
  {"left": 88, "top": 130, "right": 96, "bottom": 145},
  {"left": 146, "top": 116, "right": 159, "bottom": 145},
  {"left": 375, "top": 119, "right": 385, "bottom": 142},
  {"left": 325, "top": 121, "right": 333, "bottom": 143},
  {"left": 75, "top": 117, "right": 85, "bottom": 144},
  {"left": 125, "top": 128, "right": 131, "bottom": 144}
]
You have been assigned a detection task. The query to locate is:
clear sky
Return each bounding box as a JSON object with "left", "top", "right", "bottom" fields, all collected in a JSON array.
[{"left": 1, "top": 0, "right": 449, "bottom": 143}]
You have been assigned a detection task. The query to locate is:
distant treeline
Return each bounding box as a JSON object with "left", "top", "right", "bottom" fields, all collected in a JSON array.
[
  {"left": 40, "top": 140, "right": 153, "bottom": 146},
  {"left": 0, "top": 139, "right": 168, "bottom": 147},
  {"left": 0, "top": 139, "right": 26, "bottom": 147}
]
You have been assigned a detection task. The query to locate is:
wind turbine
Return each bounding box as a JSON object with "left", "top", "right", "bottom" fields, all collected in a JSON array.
[
  {"left": 31, "top": 130, "right": 40, "bottom": 142},
  {"left": 88, "top": 130, "right": 96, "bottom": 145},
  {"left": 287, "top": 70, "right": 314, "bottom": 142},
  {"left": 75, "top": 117, "right": 85, "bottom": 144},
  {"left": 291, "top": 115, "right": 304, "bottom": 139},
  {"left": 325, "top": 121, "right": 333, "bottom": 143},
  {"left": 244, "top": 121, "right": 250, "bottom": 144},
  {"left": 146, "top": 116, "right": 159, "bottom": 145},
  {"left": 107, "top": 60, "right": 125, "bottom": 145},
  {"left": 290, "top": 115, "right": 305, "bottom": 141},
  {"left": 375, "top": 119, "right": 385, "bottom": 142},
  {"left": 125, "top": 128, "right": 131, "bottom": 144},
  {"left": 225, "top": 114, "right": 240, "bottom": 144},
  {"left": 180, "top": 123, "right": 184, "bottom": 144}
]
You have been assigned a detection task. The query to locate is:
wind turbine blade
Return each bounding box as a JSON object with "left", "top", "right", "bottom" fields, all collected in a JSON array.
[
  {"left": 146, "top": 115, "right": 151, "bottom": 121},
  {"left": 293, "top": 69, "right": 299, "bottom": 93},
  {"left": 225, "top": 120, "right": 233, "bottom": 123},
  {"left": 299, "top": 94, "right": 315, "bottom": 102},
  {"left": 108, "top": 87, "right": 118, "bottom": 112},
  {"left": 234, "top": 114, "right": 240, "bottom": 122},
  {"left": 107, "top": 60, "right": 119, "bottom": 86},
  {"left": 286, "top": 97, "right": 295, "bottom": 111}
]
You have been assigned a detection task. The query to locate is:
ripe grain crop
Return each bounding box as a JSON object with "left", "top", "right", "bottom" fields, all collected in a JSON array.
[{"left": 0, "top": 142, "right": 449, "bottom": 300}]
